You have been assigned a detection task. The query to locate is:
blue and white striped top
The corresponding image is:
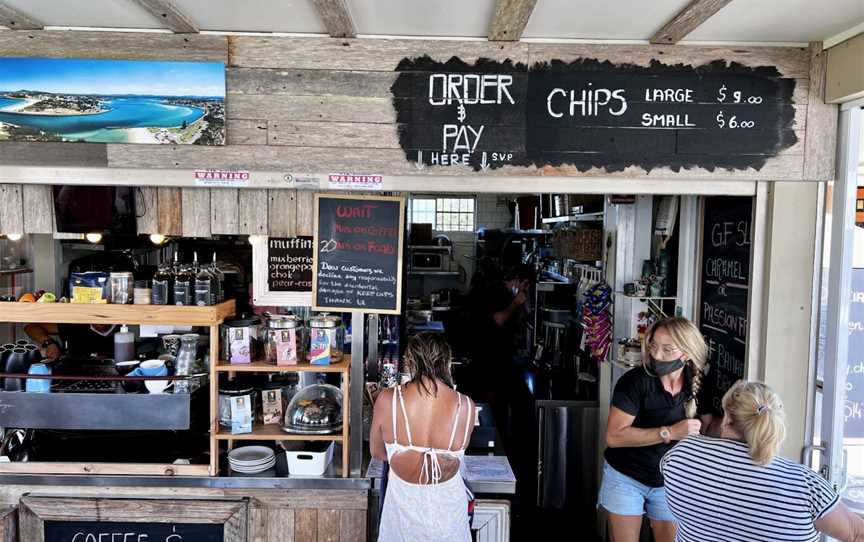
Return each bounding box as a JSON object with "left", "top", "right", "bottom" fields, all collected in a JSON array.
[{"left": 660, "top": 435, "right": 839, "bottom": 542}]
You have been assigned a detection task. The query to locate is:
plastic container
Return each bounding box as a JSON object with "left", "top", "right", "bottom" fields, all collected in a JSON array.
[
  {"left": 113, "top": 325, "right": 135, "bottom": 363},
  {"left": 285, "top": 442, "right": 334, "bottom": 476}
]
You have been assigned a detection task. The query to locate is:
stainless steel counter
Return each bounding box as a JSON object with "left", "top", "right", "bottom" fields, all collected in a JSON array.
[{"left": 0, "top": 473, "right": 370, "bottom": 490}]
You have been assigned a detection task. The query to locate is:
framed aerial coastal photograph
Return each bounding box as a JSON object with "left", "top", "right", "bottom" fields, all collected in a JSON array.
[{"left": 0, "top": 57, "right": 225, "bottom": 145}]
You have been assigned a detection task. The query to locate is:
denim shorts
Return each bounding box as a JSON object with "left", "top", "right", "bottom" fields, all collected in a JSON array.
[{"left": 597, "top": 461, "right": 675, "bottom": 522}]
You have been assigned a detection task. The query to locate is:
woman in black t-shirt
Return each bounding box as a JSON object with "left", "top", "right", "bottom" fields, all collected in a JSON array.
[{"left": 598, "top": 317, "right": 708, "bottom": 542}]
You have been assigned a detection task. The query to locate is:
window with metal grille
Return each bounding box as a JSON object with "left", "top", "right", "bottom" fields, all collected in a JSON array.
[{"left": 409, "top": 196, "right": 475, "bottom": 232}]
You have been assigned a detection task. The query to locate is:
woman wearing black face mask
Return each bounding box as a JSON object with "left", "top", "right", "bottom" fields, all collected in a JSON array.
[{"left": 598, "top": 317, "right": 708, "bottom": 542}]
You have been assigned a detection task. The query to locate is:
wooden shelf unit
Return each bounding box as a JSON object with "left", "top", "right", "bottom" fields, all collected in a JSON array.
[
  {"left": 213, "top": 355, "right": 351, "bottom": 478},
  {"left": 215, "top": 358, "right": 350, "bottom": 373},
  {"left": 0, "top": 300, "right": 236, "bottom": 477}
]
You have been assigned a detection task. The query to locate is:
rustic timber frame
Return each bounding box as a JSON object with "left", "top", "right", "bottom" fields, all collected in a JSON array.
[
  {"left": 0, "top": 32, "right": 836, "bottom": 236},
  {"left": 1, "top": 487, "right": 367, "bottom": 542},
  {"left": 18, "top": 496, "right": 247, "bottom": 542}
]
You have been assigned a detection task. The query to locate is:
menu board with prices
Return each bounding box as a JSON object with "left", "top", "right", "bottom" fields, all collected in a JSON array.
[{"left": 392, "top": 57, "right": 797, "bottom": 174}]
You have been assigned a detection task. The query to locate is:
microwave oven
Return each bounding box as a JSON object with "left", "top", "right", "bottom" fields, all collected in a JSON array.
[{"left": 410, "top": 251, "right": 446, "bottom": 271}]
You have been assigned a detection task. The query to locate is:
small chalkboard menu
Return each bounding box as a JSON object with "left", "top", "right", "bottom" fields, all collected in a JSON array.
[
  {"left": 252, "top": 236, "right": 314, "bottom": 306},
  {"left": 845, "top": 269, "right": 864, "bottom": 437},
  {"left": 45, "top": 520, "right": 223, "bottom": 542},
  {"left": 312, "top": 194, "right": 405, "bottom": 314},
  {"left": 698, "top": 196, "right": 753, "bottom": 414}
]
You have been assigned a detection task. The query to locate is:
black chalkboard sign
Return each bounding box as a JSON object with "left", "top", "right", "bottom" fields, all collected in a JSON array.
[
  {"left": 698, "top": 196, "right": 753, "bottom": 414},
  {"left": 845, "top": 270, "right": 864, "bottom": 437},
  {"left": 392, "top": 57, "right": 797, "bottom": 173},
  {"left": 312, "top": 194, "right": 405, "bottom": 314},
  {"left": 44, "top": 520, "right": 223, "bottom": 542},
  {"left": 268, "top": 236, "right": 313, "bottom": 292}
]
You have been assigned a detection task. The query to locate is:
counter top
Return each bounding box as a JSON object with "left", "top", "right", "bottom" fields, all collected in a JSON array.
[
  {"left": 0, "top": 473, "right": 370, "bottom": 490},
  {"left": 366, "top": 455, "right": 516, "bottom": 495}
]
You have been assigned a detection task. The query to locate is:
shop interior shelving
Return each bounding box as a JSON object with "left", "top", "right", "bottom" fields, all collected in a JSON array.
[
  {"left": 213, "top": 356, "right": 351, "bottom": 477},
  {"left": 0, "top": 299, "right": 235, "bottom": 477}
]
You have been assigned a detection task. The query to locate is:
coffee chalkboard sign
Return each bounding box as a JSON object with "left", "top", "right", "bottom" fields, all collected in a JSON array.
[
  {"left": 392, "top": 57, "right": 797, "bottom": 173},
  {"left": 44, "top": 520, "right": 223, "bottom": 542},
  {"left": 313, "top": 194, "right": 405, "bottom": 314},
  {"left": 252, "top": 236, "right": 313, "bottom": 307},
  {"left": 845, "top": 270, "right": 864, "bottom": 438},
  {"left": 698, "top": 196, "right": 753, "bottom": 415}
]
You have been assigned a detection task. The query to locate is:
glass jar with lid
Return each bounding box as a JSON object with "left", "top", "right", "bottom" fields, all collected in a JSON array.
[
  {"left": 307, "top": 314, "right": 344, "bottom": 365},
  {"left": 220, "top": 316, "right": 263, "bottom": 365},
  {"left": 265, "top": 314, "right": 305, "bottom": 366}
]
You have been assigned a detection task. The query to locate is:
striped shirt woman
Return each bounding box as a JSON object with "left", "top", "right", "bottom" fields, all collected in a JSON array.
[{"left": 661, "top": 381, "right": 864, "bottom": 542}]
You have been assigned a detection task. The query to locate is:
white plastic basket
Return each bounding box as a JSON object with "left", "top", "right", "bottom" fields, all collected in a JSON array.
[{"left": 285, "top": 442, "right": 334, "bottom": 476}]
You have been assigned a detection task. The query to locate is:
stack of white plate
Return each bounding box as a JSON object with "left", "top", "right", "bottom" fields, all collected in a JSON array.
[{"left": 228, "top": 446, "right": 276, "bottom": 474}]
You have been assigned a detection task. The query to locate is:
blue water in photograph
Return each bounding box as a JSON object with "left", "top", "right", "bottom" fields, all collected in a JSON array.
[
  {"left": 0, "top": 57, "right": 225, "bottom": 144},
  {"left": 0, "top": 97, "right": 205, "bottom": 142}
]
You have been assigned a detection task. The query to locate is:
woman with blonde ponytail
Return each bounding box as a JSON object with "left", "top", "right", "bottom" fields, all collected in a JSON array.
[
  {"left": 662, "top": 380, "right": 864, "bottom": 542},
  {"left": 598, "top": 317, "right": 708, "bottom": 542}
]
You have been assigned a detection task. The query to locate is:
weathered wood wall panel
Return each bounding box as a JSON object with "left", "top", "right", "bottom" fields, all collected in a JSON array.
[
  {"left": 0, "top": 142, "right": 107, "bottom": 169},
  {"left": 0, "top": 32, "right": 837, "bottom": 185},
  {"left": 210, "top": 188, "right": 240, "bottom": 235},
  {"left": 296, "top": 191, "right": 316, "bottom": 236},
  {"left": 268, "top": 189, "right": 297, "bottom": 237},
  {"left": 227, "top": 95, "right": 395, "bottom": 124},
  {"left": 0, "top": 184, "right": 23, "bottom": 234},
  {"left": 525, "top": 43, "right": 811, "bottom": 79},
  {"left": 227, "top": 36, "right": 529, "bottom": 70},
  {"left": 157, "top": 187, "right": 183, "bottom": 236},
  {"left": 268, "top": 121, "right": 400, "bottom": 149},
  {"left": 227, "top": 119, "right": 269, "bottom": 146},
  {"left": 0, "top": 506, "right": 16, "bottom": 542},
  {"left": 227, "top": 68, "right": 396, "bottom": 97},
  {"left": 294, "top": 509, "right": 318, "bottom": 542},
  {"left": 181, "top": 187, "right": 211, "bottom": 237},
  {"left": 238, "top": 189, "right": 269, "bottom": 235},
  {"left": 0, "top": 31, "right": 227, "bottom": 62},
  {"left": 21, "top": 184, "right": 54, "bottom": 234},
  {"left": 803, "top": 42, "right": 838, "bottom": 181},
  {"left": 135, "top": 186, "right": 159, "bottom": 234}
]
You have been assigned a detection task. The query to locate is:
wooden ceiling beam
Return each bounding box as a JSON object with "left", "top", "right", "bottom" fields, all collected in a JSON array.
[
  {"left": 131, "top": 0, "right": 199, "bottom": 34},
  {"left": 0, "top": 3, "right": 43, "bottom": 30},
  {"left": 650, "top": 0, "right": 733, "bottom": 44},
  {"left": 488, "top": 0, "right": 538, "bottom": 41},
  {"left": 310, "top": 0, "right": 356, "bottom": 39}
]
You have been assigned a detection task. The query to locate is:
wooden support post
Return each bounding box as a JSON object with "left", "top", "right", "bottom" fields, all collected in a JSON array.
[
  {"left": 650, "top": 0, "right": 733, "bottom": 44},
  {"left": 488, "top": 0, "right": 538, "bottom": 41},
  {"left": 310, "top": 0, "right": 356, "bottom": 38},
  {"left": 130, "top": 0, "right": 199, "bottom": 33}
]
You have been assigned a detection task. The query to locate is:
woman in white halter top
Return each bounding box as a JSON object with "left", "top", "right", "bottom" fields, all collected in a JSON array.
[{"left": 370, "top": 333, "right": 476, "bottom": 542}]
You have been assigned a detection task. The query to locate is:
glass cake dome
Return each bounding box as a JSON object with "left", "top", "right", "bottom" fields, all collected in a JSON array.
[{"left": 282, "top": 383, "right": 343, "bottom": 434}]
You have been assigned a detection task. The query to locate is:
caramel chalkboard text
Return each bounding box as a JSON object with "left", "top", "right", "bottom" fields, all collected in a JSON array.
[{"left": 698, "top": 196, "right": 752, "bottom": 414}]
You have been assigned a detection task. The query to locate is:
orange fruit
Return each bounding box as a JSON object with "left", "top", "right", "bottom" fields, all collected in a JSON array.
[{"left": 18, "top": 293, "right": 36, "bottom": 302}]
